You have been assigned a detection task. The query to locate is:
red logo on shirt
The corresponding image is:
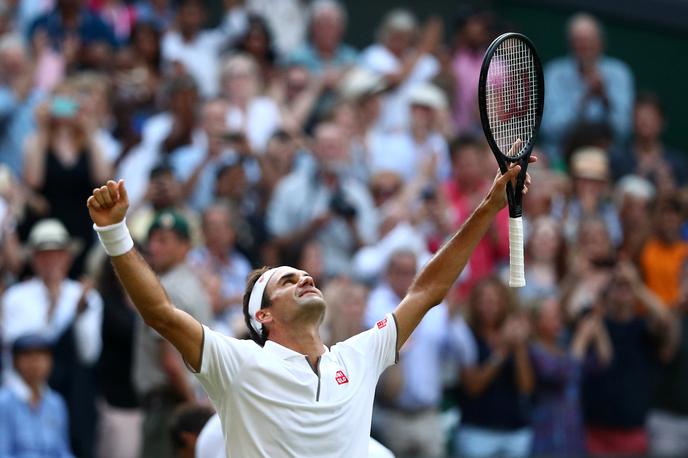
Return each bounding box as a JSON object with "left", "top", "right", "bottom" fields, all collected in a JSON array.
[
  {"left": 335, "top": 370, "right": 349, "bottom": 385},
  {"left": 376, "top": 318, "right": 387, "bottom": 329}
]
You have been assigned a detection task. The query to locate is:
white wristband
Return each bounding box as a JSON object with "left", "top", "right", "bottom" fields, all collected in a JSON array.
[{"left": 93, "top": 219, "right": 134, "bottom": 257}]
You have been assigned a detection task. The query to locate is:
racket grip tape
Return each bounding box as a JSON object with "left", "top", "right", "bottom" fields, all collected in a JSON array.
[{"left": 508, "top": 216, "right": 526, "bottom": 287}]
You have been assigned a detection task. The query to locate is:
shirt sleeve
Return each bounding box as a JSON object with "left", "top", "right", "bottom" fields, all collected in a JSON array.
[
  {"left": 342, "top": 313, "right": 399, "bottom": 377},
  {"left": 0, "top": 392, "right": 17, "bottom": 458},
  {"left": 192, "top": 326, "right": 257, "bottom": 402}
]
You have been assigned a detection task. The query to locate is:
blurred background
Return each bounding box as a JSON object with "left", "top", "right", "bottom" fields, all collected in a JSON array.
[{"left": 0, "top": 0, "right": 686, "bottom": 457}]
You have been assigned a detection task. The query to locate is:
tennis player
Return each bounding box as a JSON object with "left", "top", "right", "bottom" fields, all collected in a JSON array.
[{"left": 87, "top": 162, "right": 531, "bottom": 457}]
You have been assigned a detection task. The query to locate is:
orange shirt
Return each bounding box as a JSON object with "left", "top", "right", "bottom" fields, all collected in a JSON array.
[{"left": 639, "top": 238, "right": 688, "bottom": 307}]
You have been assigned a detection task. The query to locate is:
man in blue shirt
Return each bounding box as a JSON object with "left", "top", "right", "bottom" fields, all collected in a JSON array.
[
  {"left": 0, "top": 333, "right": 73, "bottom": 457},
  {"left": 0, "top": 36, "right": 44, "bottom": 178},
  {"left": 28, "top": 0, "right": 118, "bottom": 53},
  {"left": 541, "top": 13, "right": 634, "bottom": 165},
  {"left": 286, "top": 0, "right": 357, "bottom": 76}
]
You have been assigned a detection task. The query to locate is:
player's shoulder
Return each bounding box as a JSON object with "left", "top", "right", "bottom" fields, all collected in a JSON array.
[
  {"left": 204, "top": 326, "right": 260, "bottom": 353},
  {"left": 333, "top": 314, "right": 396, "bottom": 352}
]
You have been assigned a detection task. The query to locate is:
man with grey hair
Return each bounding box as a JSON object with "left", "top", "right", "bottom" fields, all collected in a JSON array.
[
  {"left": 286, "top": 0, "right": 357, "bottom": 76},
  {"left": 360, "top": 9, "right": 442, "bottom": 132},
  {"left": 541, "top": 12, "right": 634, "bottom": 163}
]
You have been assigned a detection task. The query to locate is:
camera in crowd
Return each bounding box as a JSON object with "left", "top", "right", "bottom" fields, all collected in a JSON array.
[{"left": 329, "top": 188, "right": 357, "bottom": 218}]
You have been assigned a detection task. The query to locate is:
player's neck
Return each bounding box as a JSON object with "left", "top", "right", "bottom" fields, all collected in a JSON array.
[{"left": 270, "top": 326, "right": 325, "bottom": 364}]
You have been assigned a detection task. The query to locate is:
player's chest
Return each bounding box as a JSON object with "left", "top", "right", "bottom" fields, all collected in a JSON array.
[{"left": 240, "top": 354, "right": 363, "bottom": 404}]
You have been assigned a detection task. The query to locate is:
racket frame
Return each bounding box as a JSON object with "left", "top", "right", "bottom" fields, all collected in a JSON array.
[{"left": 478, "top": 32, "right": 545, "bottom": 219}]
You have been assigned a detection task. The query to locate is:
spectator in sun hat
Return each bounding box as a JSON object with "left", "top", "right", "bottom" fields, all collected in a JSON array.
[
  {"left": 554, "top": 146, "right": 622, "bottom": 246},
  {"left": 0, "top": 332, "right": 74, "bottom": 457},
  {"left": 329, "top": 67, "right": 388, "bottom": 182},
  {"left": 2, "top": 219, "right": 101, "bottom": 364},
  {"left": 1, "top": 218, "right": 103, "bottom": 456},
  {"left": 367, "top": 82, "right": 451, "bottom": 183},
  {"left": 134, "top": 209, "right": 212, "bottom": 458}
]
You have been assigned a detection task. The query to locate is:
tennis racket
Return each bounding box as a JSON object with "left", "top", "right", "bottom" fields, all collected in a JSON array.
[{"left": 478, "top": 32, "right": 544, "bottom": 287}]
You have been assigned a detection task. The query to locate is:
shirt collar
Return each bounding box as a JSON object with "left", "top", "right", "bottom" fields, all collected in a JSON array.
[
  {"left": 5, "top": 371, "right": 45, "bottom": 403},
  {"left": 263, "top": 340, "right": 329, "bottom": 360}
]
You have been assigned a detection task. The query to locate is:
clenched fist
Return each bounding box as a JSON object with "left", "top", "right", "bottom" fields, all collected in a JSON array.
[{"left": 87, "top": 179, "right": 129, "bottom": 227}]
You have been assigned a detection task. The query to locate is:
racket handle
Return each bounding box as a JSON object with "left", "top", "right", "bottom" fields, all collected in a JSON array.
[{"left": 508, "top": 217, "right": 526, "bottom": 287}]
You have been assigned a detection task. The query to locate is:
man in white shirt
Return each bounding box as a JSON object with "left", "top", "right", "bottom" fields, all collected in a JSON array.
[
  {"left": 86, "top": 152, "right": 532, "bottom": 456},
  {"left": 2, "top": 219, "right": 102, "bottom": 367},
  {"left": 359, "top": 9, "right": 441, "bottom": 132},
  {"left": 161, "top": 0, "right": 248, "bottom": 97},
  {"left": 1, "top": 219, "right": 103, "bottom": 456},
  {"left": 367, "top": 83, "right": 451, "bottom": 182}
]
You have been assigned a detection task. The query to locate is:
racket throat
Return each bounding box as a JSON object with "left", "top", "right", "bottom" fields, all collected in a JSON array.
[{"left": 505, "top": 182, "right": 523, "bottom": 218}]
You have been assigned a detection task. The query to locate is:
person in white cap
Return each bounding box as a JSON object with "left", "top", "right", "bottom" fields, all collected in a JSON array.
[
  {"left": 1, "top": 219, "right": 102, "bottom": 365},
  {"left": 366, "top": 82, "right": 451, "bottom": 182},
  {"left": 1, "top": 218, "right": 103, "bottom": 456},
  {"left": 86, "top": 160, "right": 532, "bottom": 457}
]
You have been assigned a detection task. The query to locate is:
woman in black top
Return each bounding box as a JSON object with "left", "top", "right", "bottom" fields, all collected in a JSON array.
[
  {"left": 454, "top": 276, "right": 535, "bottom": 458},
  {"left": 23, "top": 80, "right": 111, "bottom": 277}
]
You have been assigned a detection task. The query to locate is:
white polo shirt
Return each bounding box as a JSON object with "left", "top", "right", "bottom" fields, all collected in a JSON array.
[{"left": 193, "top": 313, "right": 399, "bottom": 457}]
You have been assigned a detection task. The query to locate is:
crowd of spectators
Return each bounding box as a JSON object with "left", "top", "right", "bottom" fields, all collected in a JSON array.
[{"left": 0, "top": 0, "right": 687, "bottom": 457}]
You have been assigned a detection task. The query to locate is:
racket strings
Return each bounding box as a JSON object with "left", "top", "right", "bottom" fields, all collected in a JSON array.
[{"left": 485, "top": 37, "right": 539, "bottom": 157}]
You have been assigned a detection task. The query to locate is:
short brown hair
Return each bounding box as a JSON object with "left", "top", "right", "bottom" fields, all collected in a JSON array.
[
  {"left": 466, "top": 276, "right": 518, "bottom": 331},
  {"left": 243, "top": 266, "right": 273, "bottom": 346}
]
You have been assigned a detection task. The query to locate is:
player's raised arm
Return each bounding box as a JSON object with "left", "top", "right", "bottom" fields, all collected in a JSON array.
[
  {"left": 393, "top": 162, "right": 532, "bottom": 351},
  {"left": 87, "top": 179, "right": 204, "bottom": 371}
]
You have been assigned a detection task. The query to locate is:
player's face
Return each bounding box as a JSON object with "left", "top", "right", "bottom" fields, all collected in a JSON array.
[{"left": 266, "top": 267, "right": 326, "bottom": 326}]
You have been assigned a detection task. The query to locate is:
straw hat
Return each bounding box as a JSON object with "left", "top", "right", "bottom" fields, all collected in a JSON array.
[{"left": 27, "top": 219, "right": 82, "bottom": 254}]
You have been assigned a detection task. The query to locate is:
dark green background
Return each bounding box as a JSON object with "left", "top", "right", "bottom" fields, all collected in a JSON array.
[{"left": 342, "top": 0, "right": 688, "bottom": 153}]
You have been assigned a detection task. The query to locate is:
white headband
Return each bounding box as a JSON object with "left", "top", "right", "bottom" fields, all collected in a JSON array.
[{"left": 248, "top": 268, "right": 279, "bottom": 333}]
